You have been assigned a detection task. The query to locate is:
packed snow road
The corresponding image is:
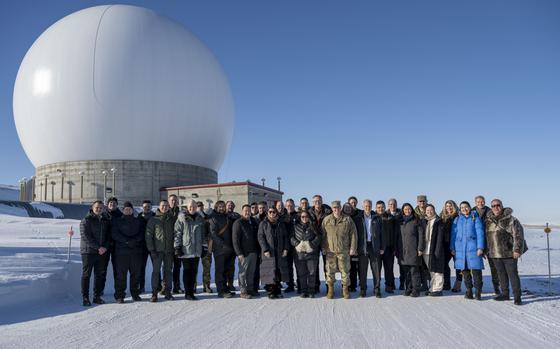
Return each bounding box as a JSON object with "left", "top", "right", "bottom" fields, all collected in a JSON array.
[{"left": 0, "top": 215, "right": 559, "bottom": 348}]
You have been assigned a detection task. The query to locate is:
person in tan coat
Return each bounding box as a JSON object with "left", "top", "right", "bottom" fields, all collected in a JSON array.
[{"left": 321, "top": 201, "right": 357, "bottom": 299}]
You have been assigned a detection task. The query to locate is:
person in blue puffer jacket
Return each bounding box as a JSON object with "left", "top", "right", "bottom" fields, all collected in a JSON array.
[{"left": 451, "top": 201, "right": 485, "bottom": 300}]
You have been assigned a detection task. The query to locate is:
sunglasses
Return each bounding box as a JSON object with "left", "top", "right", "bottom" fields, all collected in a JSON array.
[{"left": 491, "top": 204, "right": 502, "bottom": 208}]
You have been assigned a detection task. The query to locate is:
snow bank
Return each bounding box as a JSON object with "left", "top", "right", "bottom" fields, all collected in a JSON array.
[
  {"left": 0, "top": 203, "right": 28, "bottom": 217},
  {"left": 30, "top": 202, "right": 64, "bottom": 219}
]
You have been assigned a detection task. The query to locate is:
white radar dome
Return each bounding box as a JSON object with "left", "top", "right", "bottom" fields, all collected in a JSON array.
[{"left": 13, "top": 5, "right": 234, "bottom": 171}]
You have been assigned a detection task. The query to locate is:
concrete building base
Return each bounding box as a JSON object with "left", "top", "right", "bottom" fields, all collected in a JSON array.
[{"left": 34, "top": 160, "right": 217, "bottom": 205}]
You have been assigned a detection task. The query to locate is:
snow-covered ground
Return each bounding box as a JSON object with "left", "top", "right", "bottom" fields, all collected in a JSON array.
[{"left": 0, "top": 214, "right": 558, "bottom": 348}]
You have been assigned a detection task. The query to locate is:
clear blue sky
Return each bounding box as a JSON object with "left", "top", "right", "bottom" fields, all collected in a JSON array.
[{"left": 1, "top": 0, "right": 559, "bottom": 223}]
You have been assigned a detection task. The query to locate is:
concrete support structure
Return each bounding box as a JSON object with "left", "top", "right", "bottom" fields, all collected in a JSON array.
[
  {"left": 161, "top": 182, "right": 283, "bottom": 212},
  {"left": 34, "top": 160, "right": 217, "bottom": 205}
]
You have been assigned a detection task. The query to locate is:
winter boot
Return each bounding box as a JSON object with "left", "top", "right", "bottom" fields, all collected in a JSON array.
[
  {"left": 150, "top": 293, "right": 158, "bottom": 302},
  {"left": 465, "top": 288, "right": 474, "bottom": 299},
  {"left": 343, "top": 285, "right": 350, "bottom": 299},
  {"left": 240, "top": 292, "right": 252, "bottom": 299},
  {"left": 82, "top": 297, "right": 91, "bottom": 306},
  {"left": 164, "top": 292, "right": 174, "bottom": 300},
  {"left": 514, "top": 296, "right": 522, "bottom": 305},
  {"left": 203, "top": 285, "right": 213, "bottom": 293},
  {"left": 493, "top": 286, "right": 502, "bottom": 296},
  {"left": 475, "top": 289, "right": 482, "bottom": 300},
  {"left": 494, "top": 291, "right": 510, "bottom": 301},
  {"left": 116, "top": 298, "right": 125, "bottom": 304},
  {"left": 374, "top": 289, "right": 382, "bottom": 298},
  {"left": 451, "top": 280, "right": 462, "bottom": 293},
  {"left": 92, "top": 296, "right": 105, "bottom": 304},
  {"left": 132, "top": 295, "right": 142, "bottom": 302},
  {"left": 327, "top": 282, "right": 335, "bottom": 299},
  {"left": 360, "top": 289, "right": 366, "bottom": 298}
]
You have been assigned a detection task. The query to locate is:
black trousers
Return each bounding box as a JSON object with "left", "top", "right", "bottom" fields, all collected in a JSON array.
[
  {"left": 264, "top": 265, "right": 283, "bottom": 296},
  {"left": 462, "top": 260, "right": 483, "bottom": 290},
  {"left": 151, "top": 252, "right": 174, "bottom": 294},
  {"left": 113, "top": 252, "right": 143, "bottom": 299},
  {"left": 214, "top": 252, "right": 236, "bottom": 294},
  {"left": 172, "top": 256, "right": 182, "bottom": 290},
  {"left": 295, "top": 258, "right": 318, "bottom": 294},
  {"left": 349, "top": 257, "right": 360, "bottom": 290},
  {"left": 226, "top": 255, "right": 236, "bottom": 292},
  {"left": 358, "top": 243, "right": 382, "bottom": 291},
  {"left": 399, "top": 263, "right": 406, "bottom": 287},
  {"left": 487, "top": 257, "right": 501, "bottom": 293},
  {"left": 81, "top": 253, "right": 109, "bottom": 298},
  {"left": 402, "top": 265, "right": 421, "bottom": 292},
  {"left": 138, "top": 249, "right": 149, "bottom": 292},
  {"left": 101, "top": 246, "right": 114, "bottom": 294},
  {"left": 419, "top": 258, "right": 430, "bottom": 290},
  {"left": 493, "top": 258, "right": 521, "bottom": 299},
  {"left": 181, "top": 257, "right": 200, "bottom": 296},
  {"left": 444, "top": 247, "right": 463, "bottom": 287},
  {"left": 381, "top": 246, "right": 396, "bottom": 288},
  {"left": 286, "top": 248, "right": 296, "bottom": 288}
]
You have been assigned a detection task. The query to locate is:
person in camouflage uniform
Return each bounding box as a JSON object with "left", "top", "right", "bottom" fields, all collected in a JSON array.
[{"left": 321, "top": 201, "right": 357, "bottom": 299}]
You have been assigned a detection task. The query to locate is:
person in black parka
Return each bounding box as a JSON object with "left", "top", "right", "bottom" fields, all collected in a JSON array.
[
  {"left": 258, "top": 207, "right": 290, "bottom": 299},
  {"left": 440, "top": 200, "right": 461, "bottom": 292},
  {"left": 80, "top": 200, "right": 112, "bottom": 306},
  {"left": 208, "top": 201, "right": 236, "bottom": 298},
  {"left": 290, "top": 211, "right": 321, "bottom": 298},
  {"left": 112, "top": 201, "right": 145, "bottom": 303},
  {"left": 397, "top": 203, "right": 425, "bottom": 297}
]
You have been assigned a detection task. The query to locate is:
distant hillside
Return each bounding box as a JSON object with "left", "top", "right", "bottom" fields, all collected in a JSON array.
[{"left": 0, "top": 184, "right": 19, "bottom": 200}]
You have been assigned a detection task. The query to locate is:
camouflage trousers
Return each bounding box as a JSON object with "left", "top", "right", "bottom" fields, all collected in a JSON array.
[
  {"left": 325, "top": 253, "right": 350, "bottom": 286},
  {"left": 201, "top": 253, "right": 212, "bottom": 287}
]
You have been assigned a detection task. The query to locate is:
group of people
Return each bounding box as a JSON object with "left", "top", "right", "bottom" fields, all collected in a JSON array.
[{"left": 80, "top": 193, "right": 526, "bottom": 306}]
